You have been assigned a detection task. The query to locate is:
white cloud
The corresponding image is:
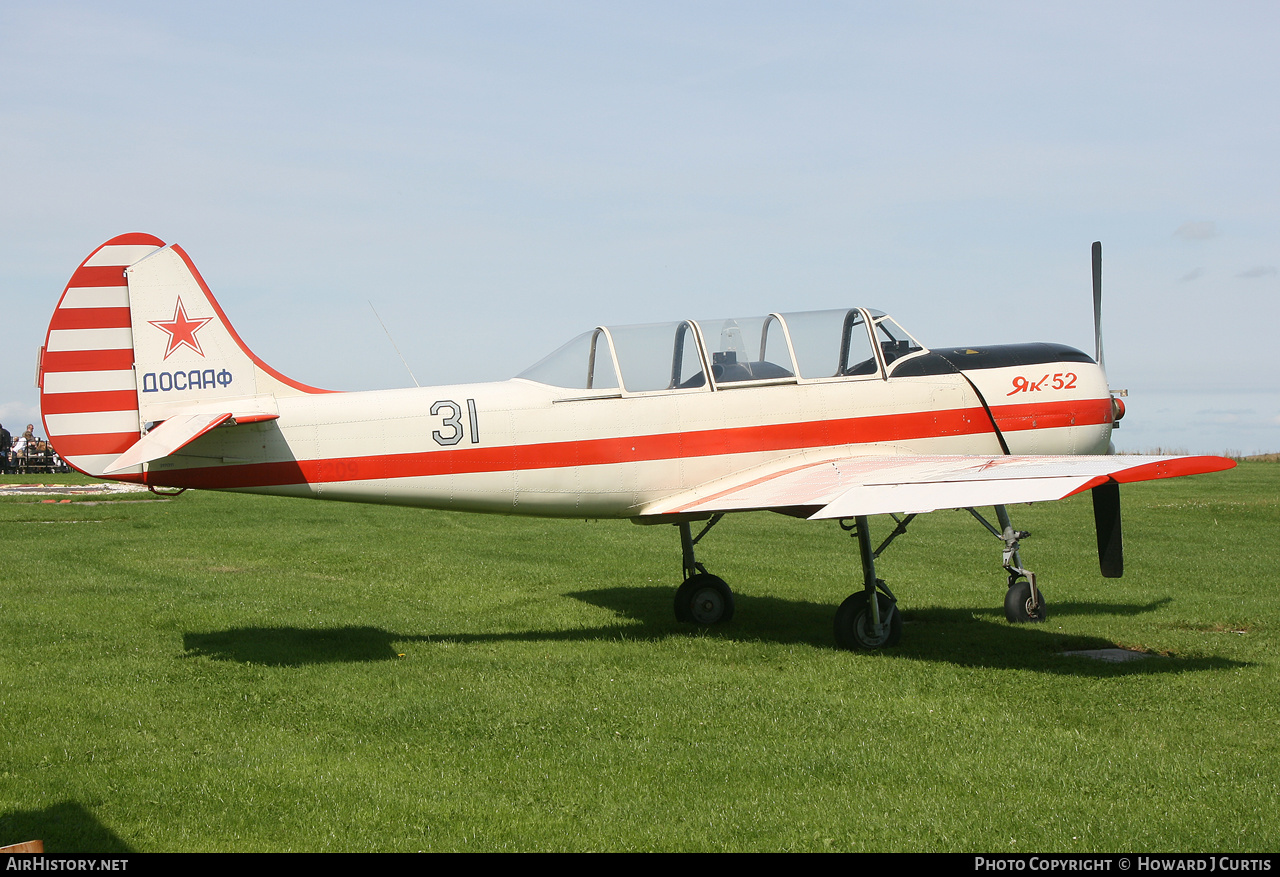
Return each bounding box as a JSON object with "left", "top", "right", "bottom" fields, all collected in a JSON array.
[
  {"left": 1174, "top": 221, "right": 1218, "bottom": 240},
  {"left": 1237, "top": 266, "right": 1277, "bottom": 278},
  {"left": 0, "top": 401, "right": 40, "bottom": 425}
]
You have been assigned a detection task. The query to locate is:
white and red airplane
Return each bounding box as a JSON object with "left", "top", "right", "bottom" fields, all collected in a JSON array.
[{"left": 38, "top": 233, "right": 1234, "bottom": 649}]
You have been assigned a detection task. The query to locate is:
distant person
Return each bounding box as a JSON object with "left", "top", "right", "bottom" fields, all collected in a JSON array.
[
  {"left": 13, "top": 424, "right": 36, "bottom": 469},
  {"left": 0, "top": 423, "right": 10, "bottom": 470},
  {"left": 12, "top": 430, "right": 28, "bottom": 466}
]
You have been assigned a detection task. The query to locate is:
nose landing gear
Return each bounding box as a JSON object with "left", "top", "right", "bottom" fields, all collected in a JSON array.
[{"left": 970, "top": 504, "right": 1046, "bottom": 624}]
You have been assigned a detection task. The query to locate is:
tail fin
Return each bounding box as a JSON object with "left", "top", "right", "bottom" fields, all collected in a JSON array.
[{"left": 39, "top": 234, "right": 329, "bottom": 478}]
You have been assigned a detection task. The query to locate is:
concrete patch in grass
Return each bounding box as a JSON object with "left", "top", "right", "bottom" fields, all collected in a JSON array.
[
  {"left": 1060, "top": 647, "right": 1153, "bottom": 662},
  {"left": 0, "top": 482, "right": 149, "bottom": 496}
]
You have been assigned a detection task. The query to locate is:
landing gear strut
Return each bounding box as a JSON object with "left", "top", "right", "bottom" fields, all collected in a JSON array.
[
  {"left": 833, "top": 515, "right": 902, "bottom": 650},
  {"left": 969, "top": 504, "right": 1047, "bottom": 623},
  {"left": 664, "top": 502, "right": 1044, "bottom": 643},
  {"left": 672, "top": 516, "right": 734, "bottom": 625}
]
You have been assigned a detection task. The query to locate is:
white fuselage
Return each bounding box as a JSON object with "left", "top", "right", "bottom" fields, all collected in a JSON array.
[{"left": 142, "top": 359, "right": 1114, "bottom": 518}]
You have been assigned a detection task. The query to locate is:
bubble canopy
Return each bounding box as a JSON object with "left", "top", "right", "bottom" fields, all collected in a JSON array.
[{"left": 517, "top": 308, "right": 925, "bottom": 393}]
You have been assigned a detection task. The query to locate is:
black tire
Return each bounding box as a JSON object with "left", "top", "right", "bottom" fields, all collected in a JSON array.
[
  {"left": 834, "top": 591, "right": 902, "bottom": 650},
  {"left": 1004, "top": 578, "right": 1047, "bottom": 623},
  {"left": 674, "top": 574, "right": 735, "bottom": 625}
]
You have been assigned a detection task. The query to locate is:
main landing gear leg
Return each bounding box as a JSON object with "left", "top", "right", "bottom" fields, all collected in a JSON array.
[
  {"left": 969, "top": 505, "right": 1047, "bottom": 623},
  {"left": 673, "top": 515, "right": 734, "bottom": 625},
  {"left": 833, "top": 515, "right": 902, "bottom": 650}
]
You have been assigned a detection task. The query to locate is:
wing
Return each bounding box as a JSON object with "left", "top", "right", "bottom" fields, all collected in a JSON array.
[{"left": 641, "top": 454, "right": 1236, "bottom": 520}]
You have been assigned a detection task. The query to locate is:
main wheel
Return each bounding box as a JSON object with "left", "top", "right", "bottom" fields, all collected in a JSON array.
[
  {"left": 1004, "top": 578, "right": 1047, "bottom": 623},
  {"left": 674, "top": 574, "right": 735, "bottom": 625},
  {"left": 834, "top": 591, "right": 902, "bottom": 650}
]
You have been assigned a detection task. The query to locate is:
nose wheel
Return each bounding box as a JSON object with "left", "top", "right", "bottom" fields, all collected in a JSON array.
[{"left": 1004, "top": 576, "right": 1046, "bottom": 623}]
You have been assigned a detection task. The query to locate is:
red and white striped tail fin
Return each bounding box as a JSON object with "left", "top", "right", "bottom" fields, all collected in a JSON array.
[
  {"left": 39, "top": 234, "right": 165, "bottom": 477},
  {"left": 40, "top": 234, "right": 330, "bottom": 479}
]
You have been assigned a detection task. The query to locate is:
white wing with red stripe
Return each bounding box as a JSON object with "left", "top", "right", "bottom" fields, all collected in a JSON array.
[{"left": 642, "top": 454, "right": 1236, "bottom": 519}]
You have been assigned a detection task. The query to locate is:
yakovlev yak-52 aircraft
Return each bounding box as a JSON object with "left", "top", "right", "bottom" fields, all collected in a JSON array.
[{"left": 39, "top": 233, "right": 1234, "bottom": 649}]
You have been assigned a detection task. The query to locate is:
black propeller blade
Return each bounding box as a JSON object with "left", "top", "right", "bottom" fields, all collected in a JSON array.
[
  {"left": 1091, "top": 241, "right": 1123, "bottom": 576},
  {"left": 1092, "top": 241, "right": 1105, "bottom": 371},
  {"left": 1092, "top": 481, "right": 1124, "bottom": 578}
]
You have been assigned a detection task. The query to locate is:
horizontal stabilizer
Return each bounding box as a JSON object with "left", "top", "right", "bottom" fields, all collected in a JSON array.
[{"left": 103, "top": 412, "right": 234, "bottom": 474}]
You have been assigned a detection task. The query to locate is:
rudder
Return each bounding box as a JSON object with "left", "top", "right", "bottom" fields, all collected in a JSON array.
[{"left": 39, "top": 233, "right": 165, "bottom": 477}]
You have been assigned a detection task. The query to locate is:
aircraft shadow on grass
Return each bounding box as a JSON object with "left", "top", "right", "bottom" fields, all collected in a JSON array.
[
  {"left": 0, "top": 801, "right": 134, "bottom": 854},
  {"left": 182, "top": 588, "right": 1245, "bottom": 676},
  {"left": 184, "top": 627, "right": 419, "bottom": 667}
]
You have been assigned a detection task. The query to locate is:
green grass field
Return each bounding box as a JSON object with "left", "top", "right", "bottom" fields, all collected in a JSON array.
[{"left": 1, "top": 464, "right": 1276, "bottom": 852}]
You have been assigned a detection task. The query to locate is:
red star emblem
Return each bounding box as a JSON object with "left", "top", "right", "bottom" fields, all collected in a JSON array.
[{"left": 149, "top": 298, "right": 214, "bottom": 359}]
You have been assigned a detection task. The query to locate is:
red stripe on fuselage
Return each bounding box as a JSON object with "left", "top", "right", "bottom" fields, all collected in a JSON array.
[
  {"left": 140, "top": 397, "right": 1113, "bottom": 490},
  {"left": 991, "top": 400, "right": 1095, "bottom": 432}
]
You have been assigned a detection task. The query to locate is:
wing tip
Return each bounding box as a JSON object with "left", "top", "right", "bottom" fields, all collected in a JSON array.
[{"left": 1111, "top": 455, "right": 1237, "bottom": 484}]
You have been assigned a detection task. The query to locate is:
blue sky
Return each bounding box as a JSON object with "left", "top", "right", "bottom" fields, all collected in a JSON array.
[{"left": 3, "top": 1, "right": 1277, "bottom": 453}]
